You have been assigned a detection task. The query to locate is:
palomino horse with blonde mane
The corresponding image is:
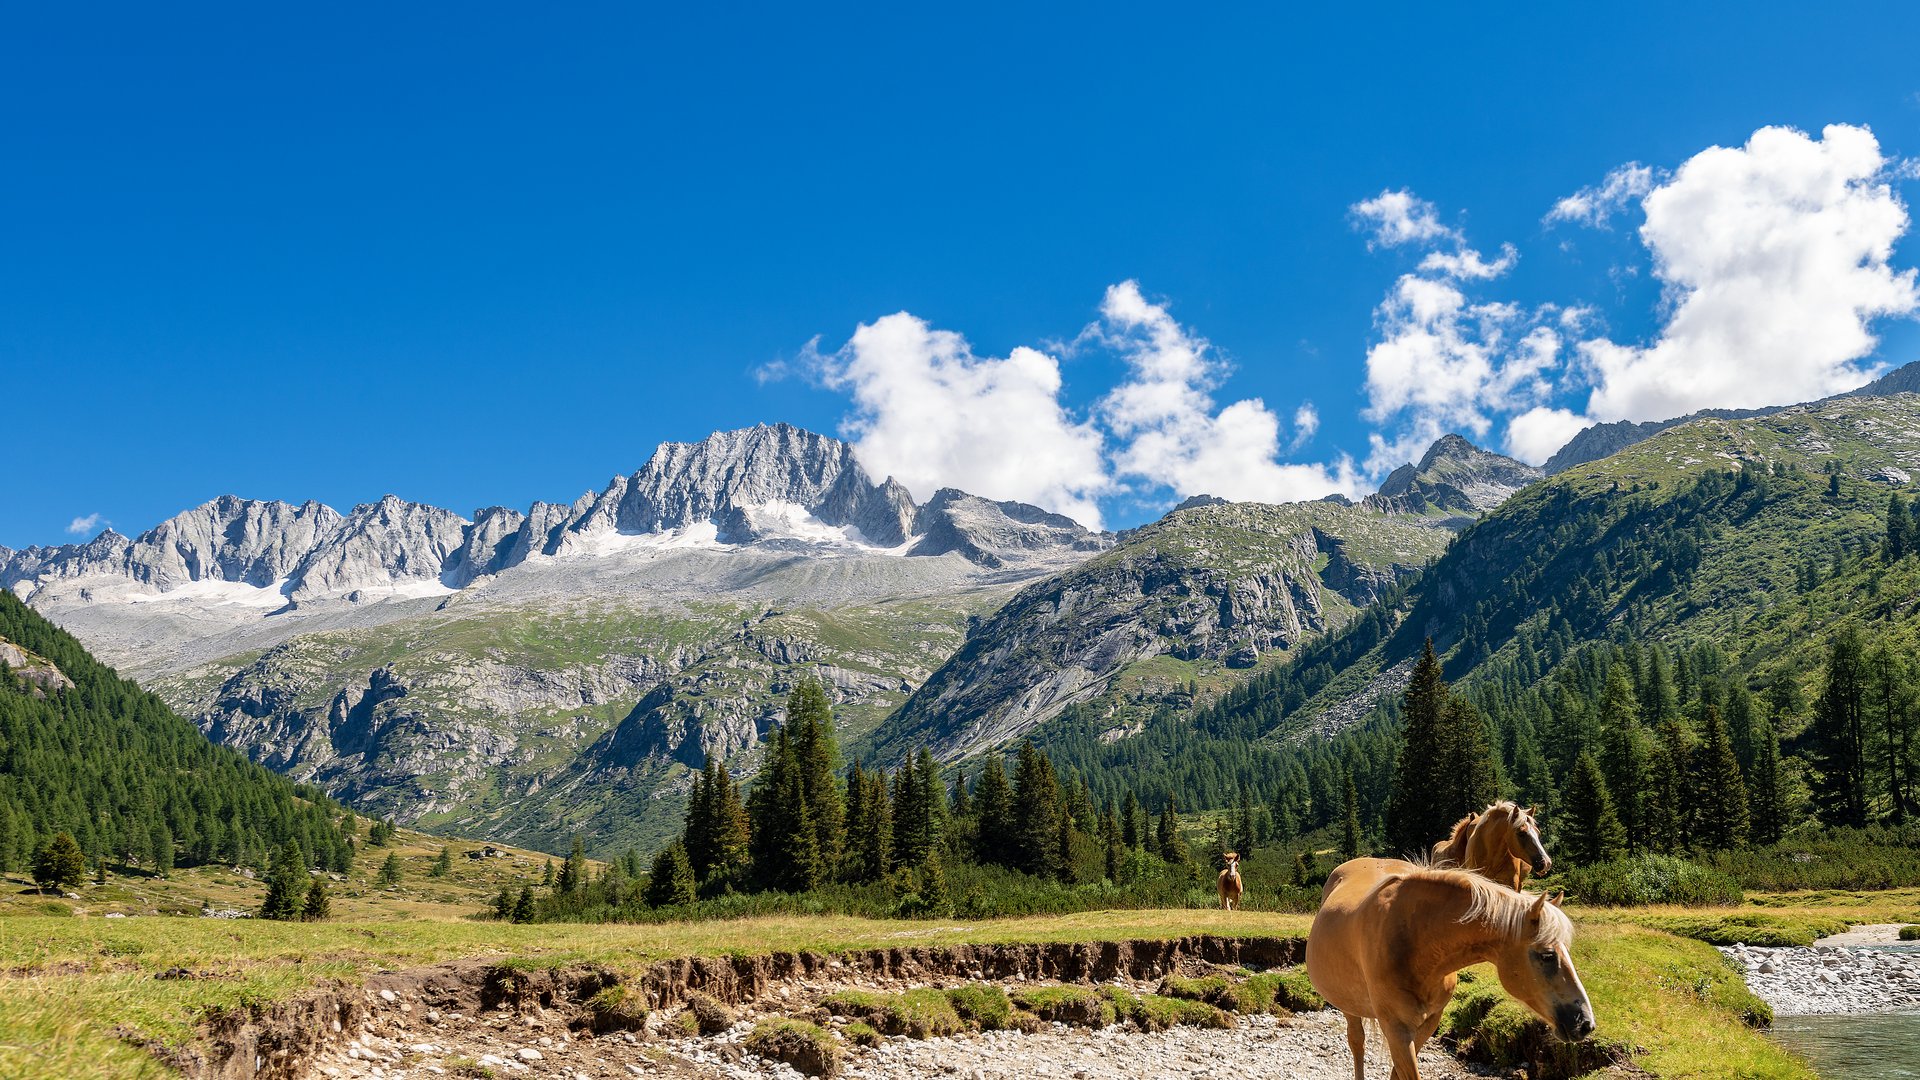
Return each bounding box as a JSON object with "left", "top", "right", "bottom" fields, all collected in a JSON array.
[
  {"left": 1307, "top": 858, "right": 1593, "bottom": 1080},
  {"left": 1217, "top": 851, "right": 1243, "bottom": 910},
  {"left": 1432, "top": 801, "right": 1551, "bottom": 891}
]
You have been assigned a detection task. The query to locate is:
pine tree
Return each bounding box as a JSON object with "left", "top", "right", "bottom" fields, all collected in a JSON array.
[
  {"left": 1598, "top": 666, "right": 1649, "bottom": 850},
  {"left": 1690, "top": 706, "right": 1750, "bottom": 850},
  {"left": 1809, "top": 628, "right": 1870, "bottom": 827},
  {"left": 1121, "top": 790, "right": 1144, "bottom": 850},
  {"left": 646, "top": 842, "right": 698, "bottom": 907},
  {"left": 1011, "top": 741, "right": 1061, "bottom": 876},
  {"left": 1055, "top": 804, "right": 1077, "bottom": 884},
  {"left": 149, "top": 822, "right": 174, "bottom": 878},
  {"left": 33, "top": 831, "right": 87, "bottom": 892},
  {"left": 787, "top": 680, "right": 845, "bottom": 876},
  {"left": 302, "top": 878, "right": 331, "bottom": 921},
  {"left": 1234, "top": 783, "right": 1257, "bottom": 858},
  {"left": 1885, "top": 492, "right": 1913, "bottom": 562},
  {"left": 1100, "top": 806, "right": 1122, "bottom": 883},
  {"left": 1156, "top": 798, "right": 1186, "bottom": 865},
  {"left": 260, "top": 840, "right": 307, "bottom": 920},
  {"left": 1867, "top": 642, "right": 1918, "bottom": 824},
  {"left": 1339, "top": 767, "right": 1363, "bottom": 860},
  {"left": 706, "top": 761, "right": 751, "bottom": 889},
  {"left": 376, "top": 852, "right": 403, "bottom": 887},
  {"left": 1440, "top": 698, "right": 1501, "bottom": 824},
  {"left": 972, "top": 760, "right": 1015, "bottom": 867},
  {"left": 1560, "top": 751, "right": 1626, "bottom": 866},
  {"left": 541, "top": 859, "right": 555, "bottom": 887},
  {"left": 1748, "top": 715, "right": 1790, "bottom": 845},
  {"left": 511, "top": 884, "right": 536, "bottom": 923},
  {"left": 1386, "top": 640, "right": 1451, "bottom": 855},
  {"left": 919, "top": 851, "right": 950, "bottom": 914},
  {"left": 1643, "top": 718, "right": 1689, "bottom": 854},
  {"left": 846, "top": 767, "right": 893, "bottom": 883},
  {"left": 431, "top": 847, "right": 452, "bottom": 878},
  {"left": 557, "top": 835, "right": 587, "bottom": 894},
  {"left": 949, "top": 773, "right": 972, "bottom": 817},
  {"left": 747, "top": 728, "right": 822, "bottom": 892},
  {"left": 683, "top": 760, "right": 719, "bottom": 880}
]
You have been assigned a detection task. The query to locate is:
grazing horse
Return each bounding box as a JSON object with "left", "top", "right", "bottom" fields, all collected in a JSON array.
[
  {"left": 1218, "top": 851, "right": 1243, "bottom": 910},
  {"left": 1307, "top": 858, "right": 1593, "bottom": 1080},
  {"left": 1432, "top": 801, "right": 1551, "bottom": 891}
]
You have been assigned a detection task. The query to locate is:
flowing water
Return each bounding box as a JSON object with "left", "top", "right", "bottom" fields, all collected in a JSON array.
[
  {"left": 1769, "top": 1010, "right": 1920, "bottom": 1079},
  {"left": 1768, "top": 941, "right": 1920, "bottom": 1079}
]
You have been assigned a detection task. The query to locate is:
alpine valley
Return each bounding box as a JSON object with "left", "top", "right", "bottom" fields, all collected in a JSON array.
[
  {"left": 1, "top": 422, "right": 1535, "bottom": 852},
  {"left": 9, "top": 366, "right": 1920, "bottom": 855}
]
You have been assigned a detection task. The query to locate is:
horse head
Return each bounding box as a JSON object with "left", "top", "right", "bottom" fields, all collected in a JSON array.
[
  {"left": 1490, "top": 891, "right": 1593, "bottom": 1042},
  {"left": 1504, "top": 804, "right": 1552, "bottom": 877}
]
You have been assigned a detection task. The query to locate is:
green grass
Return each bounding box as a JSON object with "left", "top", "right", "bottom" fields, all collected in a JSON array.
[
  {"left": 1098, "top": 986, "right": 1232, "bottom": 1031},
  {"left": 1009, "top": 985, "right": 1116, "bottom": 1026},
  {"left": 943, "top": 984, "right": 1017, "bottom": 1030},
  {"left": 820, "top": 987, "right": 964, "bottom": 1038},
  {"left": 744, "top": 1018, "right": 842, "bottom": 1077}
]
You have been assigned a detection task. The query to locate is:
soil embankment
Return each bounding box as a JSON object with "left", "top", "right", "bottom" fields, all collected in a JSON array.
[{"left": 163, "top": 935, "right": 1483, "bottom": 1080}]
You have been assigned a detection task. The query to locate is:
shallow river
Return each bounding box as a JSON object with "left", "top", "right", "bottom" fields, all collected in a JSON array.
[
  {"left": 1770, "top": 1010, "right": 1920, "bottom": 1079},
  {"left": 1768, "top": 941, "right": 1920, "bottom": 1079}
]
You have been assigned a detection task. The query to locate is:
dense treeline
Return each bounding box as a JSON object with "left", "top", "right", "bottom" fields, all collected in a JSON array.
[
  {"left": 503, "top": 680, "right": 1317, "bottom": 923},
  {"left": 0, "top": 590, "right": 353, "bottom": 879}
]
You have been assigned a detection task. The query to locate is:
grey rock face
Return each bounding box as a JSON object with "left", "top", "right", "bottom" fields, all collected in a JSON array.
[
  {"left": 1367, "top": 434, "right": 1543, "bottom": 517},
  {"left": 2, "top": 425, "right": 1100, "bottom": 615},
  {"left": 876, "top": 500, "right": 1454, "bottom": 760}
]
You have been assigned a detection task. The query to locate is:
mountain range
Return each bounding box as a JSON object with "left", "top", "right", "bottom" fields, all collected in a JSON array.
[{"left": 8, "top": 363, "right": 1918, "bottom": 854}]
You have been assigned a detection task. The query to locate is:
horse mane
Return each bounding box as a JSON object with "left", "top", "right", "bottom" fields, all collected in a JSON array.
[
  {"left": 1400, "top": 866, "right": 1570, "bottom": 948},
  {"left": 1432, "top": 813, "right": 1478, "bottom": 865}
]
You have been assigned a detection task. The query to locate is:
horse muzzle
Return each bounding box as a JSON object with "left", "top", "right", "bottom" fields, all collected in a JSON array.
[
  {"left": 1533, "top": 854, "right": 1553, "bottom": 875},
  {"left": 1554, "top": 1003, "right": 1595, "bottom": 1041}
]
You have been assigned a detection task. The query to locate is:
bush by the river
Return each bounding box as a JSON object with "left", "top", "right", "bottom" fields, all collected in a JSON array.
[
  {"left": 1555, "top": 853, "right": 1743, "bottom": 907},
  {"left": 1698, "top": 827, "right": 1920, "bottom": 891}
]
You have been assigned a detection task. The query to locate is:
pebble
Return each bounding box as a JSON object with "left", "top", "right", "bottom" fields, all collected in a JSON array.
[{"left": 1720, "top": 942, "right": 1920, "bottom": 1016}]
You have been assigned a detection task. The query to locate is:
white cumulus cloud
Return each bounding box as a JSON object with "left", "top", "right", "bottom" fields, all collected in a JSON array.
[
  {"left": 1094, "top": 281, "right": 1360, "bottom": 503},
  {"left": 811, "top": 313, "right": 1112, "bottom": 528},
  {"left": 1351, "top": 189, "right": 1460, "bottom": 248},
  {"left": 1545, "top": 164, "right": 1657, "bottom": 227},
  {"left": 1504, "top": 406, "right": 1592, "bottom": 466},
  {"left": 1576, "top": 123, "right": 1918, "bottom": 423},
  {"left": 66, "top": 513, "right": 109, "bottom": 536}
]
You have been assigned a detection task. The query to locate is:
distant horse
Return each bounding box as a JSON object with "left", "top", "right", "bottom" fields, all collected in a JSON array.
[
  {"left": 1307, "top": 858, "right": 1594, "bottom": 1080},
  {"left": 1433, "top": 801, "right": 1551, "bottom": 891},
  {"left": 1218, "top": 851, "right": 1243, "bottom": 910}
]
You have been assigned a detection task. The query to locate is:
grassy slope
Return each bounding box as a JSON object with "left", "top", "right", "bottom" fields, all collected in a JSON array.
[{"left": 3, "top": 890, "right": 1898, "bottom": 1080}]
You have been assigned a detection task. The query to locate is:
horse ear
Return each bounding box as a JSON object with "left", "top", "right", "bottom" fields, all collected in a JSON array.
[
  {"left": 1550, "top": 890, "right": 1565, "bottom": 906},
  {"left": 1528, "top": 892, "right": 1549, "bottom": 920}
]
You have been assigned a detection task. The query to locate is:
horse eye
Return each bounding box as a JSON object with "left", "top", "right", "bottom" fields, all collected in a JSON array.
[{"left": 1534, "top": 950, "right": 1560, "bottom": 972}]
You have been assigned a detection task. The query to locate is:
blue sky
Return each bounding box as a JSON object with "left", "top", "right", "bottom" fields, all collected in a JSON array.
[{"left": 6, "top": 2, "right": 1920, "bottom": 542}]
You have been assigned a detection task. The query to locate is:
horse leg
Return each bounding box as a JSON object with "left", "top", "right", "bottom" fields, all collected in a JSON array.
[
  {"left": 1344, "top": 1013, "right": 1367, "bottom": 1080},
  {"left": 1382, "top": 1021, "right": 1422, "bottom": 1080}
]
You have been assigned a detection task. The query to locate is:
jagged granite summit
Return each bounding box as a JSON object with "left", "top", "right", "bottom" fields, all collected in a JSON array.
[
  {"left": 1368, "top": 433, "right": 1544, "bottom": 518},
  {"left": 3, "top": 423, "right": 1107, "bottom": 675}
]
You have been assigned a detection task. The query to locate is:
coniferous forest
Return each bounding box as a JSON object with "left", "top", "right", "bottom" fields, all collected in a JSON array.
[{"left": 0, "top": 591, "right": 353, "bottom": 881}]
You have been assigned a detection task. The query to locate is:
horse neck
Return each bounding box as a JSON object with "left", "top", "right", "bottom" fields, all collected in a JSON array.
[
  {"left": 1466, "top": 818, "right": 1522, "bottom": 883},
  {"left": 1396, "top": 875, "right": 1514, "bottom": 977},
  {"left": 1435, "top": 824, "right": 1472, "bottom": 866}
]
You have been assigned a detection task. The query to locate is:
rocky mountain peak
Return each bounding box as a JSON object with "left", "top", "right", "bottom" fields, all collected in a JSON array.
[{"left": 1369, "top": 434, "right": 1542, "bottom": 518}]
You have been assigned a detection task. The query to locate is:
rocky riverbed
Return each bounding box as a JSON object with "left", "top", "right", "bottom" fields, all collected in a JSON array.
[
  {"left": 307, "top": 1007, "right": 1482, "bottom": 1080},
  {"left": 1719, "top": 926, "right": 1920, "bottom": 1016}
]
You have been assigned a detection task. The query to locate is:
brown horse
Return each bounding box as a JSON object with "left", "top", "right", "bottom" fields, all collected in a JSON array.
[
  {"left": 1218, "top": 851, "right": 1243, "bottom": 910},
  {"left": 1432, "top": 801, "right": 1550, "bottom": 891},
  {"left": 1306, "top": 858, "right": 1593, "bottom": 1080}
]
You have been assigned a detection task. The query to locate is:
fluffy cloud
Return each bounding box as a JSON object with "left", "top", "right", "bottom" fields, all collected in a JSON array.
[
  {"left": 797, "top": 282, "right": 1353, "bottom": 527},
  {"left": 1095, "top": 281, "right": 1360, "bottom": 503},
  {"left": 1577, "top": 124, "right": 1917, "bottom": 422},
  {"left": 812, "top": 313, "right": 1111, "bottom": 527},
  {"left": 1419, "top": 243, "right": 1518, "bottom": 280},
  {"left": 1545, "top": 164, "right": 1657, "bottom": 227},
  {"left": 66, "top": 513, "right": 108, "bottom": 536},
  {"left": 1503, "top": 406, "right": 1591, "bottom": 465},
  {"left": 1351, "top": 189, "right": 1460, "bottom": 248}
]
